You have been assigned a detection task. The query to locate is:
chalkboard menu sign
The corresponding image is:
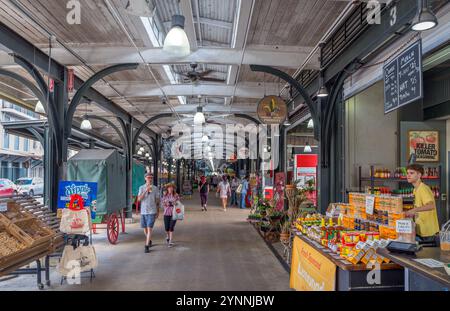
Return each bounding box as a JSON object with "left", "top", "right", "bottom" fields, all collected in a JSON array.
[{"left": 383, "top": 40, "right": 423, "bottom": 114}]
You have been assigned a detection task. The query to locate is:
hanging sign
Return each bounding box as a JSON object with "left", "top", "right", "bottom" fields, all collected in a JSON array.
[
  {"left": 257, "top": 95, "right": 288, "bottom": 124},
  {"left": 408, "top": 130, "right": 439, "bottom": 162},
  {"left": 383, "top": 40, "right": 423, "bottom": 114},
  {"left": 68, "top": 69, "right": 75, "bottom": 92}
]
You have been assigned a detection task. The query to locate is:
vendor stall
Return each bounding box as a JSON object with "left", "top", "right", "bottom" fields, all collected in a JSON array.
[{"left": 377, "top": 247, "right": 450, "bottom": 291}]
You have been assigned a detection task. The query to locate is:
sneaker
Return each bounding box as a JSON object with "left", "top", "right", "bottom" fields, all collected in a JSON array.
[
  {"left": 168, "top": 241, "right": 174, "bottom": 248},
  {"left": 166, "top": 238, "right": 170, "bottom": 244},
  {"left": 145, "top": 246, "right": 150, "bottom": 253},
  {"left": 204, "top": 206, "right": 207, "bottom": 211},
  {"left": 148, "top": 241, "right": 152, "bottom": 248}
]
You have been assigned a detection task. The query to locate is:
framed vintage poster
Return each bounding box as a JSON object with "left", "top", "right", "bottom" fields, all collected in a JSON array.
[{"left": 408, "top": 130, "right": 439, "bottom": 162}]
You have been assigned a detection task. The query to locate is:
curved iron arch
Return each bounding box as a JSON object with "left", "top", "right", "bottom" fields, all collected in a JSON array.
[
  {"left": 85, "top": 115, "right": 128, "bottom": 152},
  {"left": 249, "top": 65, "right": 319, "bottom": 140},
  {"left": 65, "top": 63, "right": 139, "bottom": 139}
]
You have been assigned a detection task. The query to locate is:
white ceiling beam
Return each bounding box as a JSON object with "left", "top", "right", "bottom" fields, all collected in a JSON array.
[
  {"left": 96, "top": 82, "right": 281, "bottom": 99},
  {"left": 179, "top": 0, "right": 198, "bottom": 51},
  {"left": 25, "top": 46, "right": 317, "bottom": 69},
  {"left": 164, "top": 17, "right": 234, "bottom": 30}
]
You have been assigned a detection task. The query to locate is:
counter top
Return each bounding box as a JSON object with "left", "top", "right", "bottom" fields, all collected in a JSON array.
[
  {"left": 293, "top": 231, "right": 402, "bottom": 272},
  {"left": 377, "top": 247, "right": 450, "bottom": 287}
]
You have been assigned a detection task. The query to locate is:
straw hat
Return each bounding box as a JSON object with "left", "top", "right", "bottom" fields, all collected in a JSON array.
[{"left": 164, "top": 182, "right": 176, "bottom": 189}]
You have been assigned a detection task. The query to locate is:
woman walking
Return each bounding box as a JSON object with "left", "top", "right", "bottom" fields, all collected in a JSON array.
[
  {"left": 161, "top": 183, "right": 181, "bottom": 247},
  {"left": 217, "top": 175, "right": 231, "bottom": 212},
  {"left": 199, "top": 176, "right": 209, "bottom": 211}
]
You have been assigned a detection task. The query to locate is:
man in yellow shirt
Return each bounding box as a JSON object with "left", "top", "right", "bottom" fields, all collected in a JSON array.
[{"left": 405, "top": 164, "right": 440, "bottom": 240}]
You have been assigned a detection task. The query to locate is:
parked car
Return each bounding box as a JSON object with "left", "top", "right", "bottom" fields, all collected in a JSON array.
[
  {"left": 15, "top": 177, "right": 44, "bottom": 196},
  {"left": 0, "top": 179, "right": 18, "bottom": 197}
]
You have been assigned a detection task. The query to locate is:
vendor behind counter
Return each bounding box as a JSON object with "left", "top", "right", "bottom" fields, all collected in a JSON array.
[{"left": 405, "top": 164, "right": 440, "bottom": 241}]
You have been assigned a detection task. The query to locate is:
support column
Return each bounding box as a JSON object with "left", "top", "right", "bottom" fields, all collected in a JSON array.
[
  {"left": 125, "top": 123, "right": 133, "bottom": 218},
  {"left": 176, "top": 160, "right": 181, "bottom": 194}
]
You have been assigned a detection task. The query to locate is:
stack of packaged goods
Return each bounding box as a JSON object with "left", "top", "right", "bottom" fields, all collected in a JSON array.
[
  {"left": 346, "top": 193, "right": 403, "bottom": 240},
  {"left": 292, "top": 192, "right": 412, "bottom": 266}
]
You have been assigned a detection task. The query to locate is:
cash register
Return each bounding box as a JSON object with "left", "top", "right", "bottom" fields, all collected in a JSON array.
[{"left": 386, "top": 241, "right": 422, "bottom": 256}]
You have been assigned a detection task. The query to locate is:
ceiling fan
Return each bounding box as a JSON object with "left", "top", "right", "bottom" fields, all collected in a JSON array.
[{"left": 175, "top": 63, "right": 224, "bottom": 83}]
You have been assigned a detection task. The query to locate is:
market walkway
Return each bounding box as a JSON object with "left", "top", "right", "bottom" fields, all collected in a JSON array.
[{"left": 0, "top": 195, "right": 291, "bottom": 291}]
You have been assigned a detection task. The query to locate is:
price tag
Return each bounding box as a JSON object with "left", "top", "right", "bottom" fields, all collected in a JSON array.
[
  {"left": 365, "top": 195, "right": 375, "bottom": 215},
  {"left": 0, "top": 203, "right": 7, "bottom": 212},
  {"left": 396, "top": 219, "right": 413, "bottom": 234}
]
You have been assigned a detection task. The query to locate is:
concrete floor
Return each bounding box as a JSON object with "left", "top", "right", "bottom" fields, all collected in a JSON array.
[{"left": 0, "top": 196, "right": 291, "bottom": 291}]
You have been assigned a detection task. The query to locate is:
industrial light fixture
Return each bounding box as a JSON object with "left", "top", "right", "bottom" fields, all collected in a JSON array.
[
  {"left": 35, "top": 101, "right": 45, "bottom": 114},
  {"left": 125, "top": 0, "right": 154, "bottom": 17},
  {"left": 145, "top": 153, "right": 150, "bottom": 158},
  {"left": 317, "top": 85, "right": 329, "bottom": 97},
  {"left": 412, "top": 0, "right": 438, "bottom": 31},
  {"left": 194, "top": 106, "right": 206, "bottom": 125},
  {"left": 202, "top": 134, "right": 209, "bottom": 142},
  {"left": 307, "top": 119, "right": 314, "bottom": 129},
  {"left": 163, "top": 15, "right": 191, "bottom": 57},
  {"left": 137, "top": 150, "right": 143, "bottom": 156},
  {"left": 284, "top": 120, "right": 291, "bottom": 126},
  {"left": 304, "top": 142, "right": 312, "bottom": 153},
  {"left": 80, "top": 116, "right": 92, "bottom": 130},
  {"left": 139, "top": 146, "right": 145, "bottom": 152}
]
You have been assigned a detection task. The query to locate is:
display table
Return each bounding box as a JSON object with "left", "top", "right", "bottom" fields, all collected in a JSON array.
[
  {"left": 290, "top": 232, "right": 404, "bottom": 291},
  {"left": 377, "top": 247, "right": 450, "bottom": 291}
]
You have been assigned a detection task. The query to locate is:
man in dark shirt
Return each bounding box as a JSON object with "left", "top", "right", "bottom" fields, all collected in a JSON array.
[{"left": 199, "top": 176, "right": 209, "bottom": 211}]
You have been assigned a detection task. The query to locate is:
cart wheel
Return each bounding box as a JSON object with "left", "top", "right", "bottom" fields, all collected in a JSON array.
[
  {"left": 107, "top": 213, "right": 119, "bottom": 244},
  {"left": 38, "top": 283, "right": 44, "bottom": 290}
]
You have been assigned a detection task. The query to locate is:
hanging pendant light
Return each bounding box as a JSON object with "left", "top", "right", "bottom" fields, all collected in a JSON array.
[
  {"left": 35, "top": 101, "right": 45, "bottom": 114},
  {"left": 163, "top": 15, "right": 191, "bottom": 57},
  {"left": 139, "top": 146, "right": 145, "bottom": 152},
  {"left": 304, "top": 142, "right": 312, "bottom": 153},
  {"left": 80, "top": 116, "right": 92, "bottom": 130},
  {"left": 145, "top": 153, "right": 150, "bottom": 158},
  {"left": 202, "top": 134, "right": 209, "bottom": 142},
  {"left": 194, "top": 106, "right": 206, "bottom": 125},
  {"left": 412, "top": 0, "right": 438, "bottom": 31},
  {"left": 307, "top": 119, "right": 314, "bottom": 129},
  {"left": 137, "top": 150, "right": 143, "bottom": 156},
  {"left": 317, "top": 85, "right": 329, "bottom": 97}
]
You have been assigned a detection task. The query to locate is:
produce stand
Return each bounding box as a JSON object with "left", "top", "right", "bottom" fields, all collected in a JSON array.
[
  {"left": 0, "top": 195, "right": 62, "bottom": 289},
  {"left": 377, "top": 247, "right": 450, "bottom": 291},
  {"left": 291, "top": 233, "right": 404, "bottom": 291}
]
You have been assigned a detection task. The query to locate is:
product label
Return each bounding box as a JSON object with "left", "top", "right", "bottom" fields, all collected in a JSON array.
[
  {"left": 0, "top": 203, "right": 6, "bottom": 212},
  {"left": 396, "top": 220, "right": 413, "bottom": 234},
  {"left": 365, "top": 195, "right": 375, "bottom": 215}
]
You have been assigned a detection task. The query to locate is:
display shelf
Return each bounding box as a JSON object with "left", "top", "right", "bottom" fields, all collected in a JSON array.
[{"left": 358, "top": 165, "right": 442, "bottom": 195}]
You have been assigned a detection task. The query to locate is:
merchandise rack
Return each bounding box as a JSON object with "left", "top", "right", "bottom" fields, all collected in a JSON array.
[{"left": 358, "top": 165, "right": 441, "bottom": 200}]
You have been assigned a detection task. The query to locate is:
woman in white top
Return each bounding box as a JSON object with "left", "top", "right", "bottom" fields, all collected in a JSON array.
[{"left": 217, "top": 175, "right": 231, "bottom": 212}]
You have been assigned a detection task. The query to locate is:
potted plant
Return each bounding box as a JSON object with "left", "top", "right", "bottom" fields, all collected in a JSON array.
[
  {"left": 269, "top": 210, "right": 283, "bottom": 221},
  {"left": 260, "top": 222, "right": 271, "bottom": 233}
]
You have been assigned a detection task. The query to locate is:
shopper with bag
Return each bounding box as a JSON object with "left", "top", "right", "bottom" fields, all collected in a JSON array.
[
  {"left": 137, "top": 172, "right": 160, "bottom": 253},
  {"left": 199, "top": 176, "right": 209, "bottom": 211},
  {"left": 217, "top": 175, "right": 231, "bottom": 212},
  {"left": 161, "top": 183, "right": 181, "bottom": 247}
]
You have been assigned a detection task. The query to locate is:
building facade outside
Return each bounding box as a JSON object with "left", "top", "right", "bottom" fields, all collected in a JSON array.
[{"left": 0, "top": 99, "right": 44, "bottom": 181}]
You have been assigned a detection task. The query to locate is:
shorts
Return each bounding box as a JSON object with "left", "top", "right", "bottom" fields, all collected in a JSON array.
[
  {"left": 164, "top": 215, "right": 177, "bottom": 232},
  {"left": 141, "top": 214, "right": 156, "bottom": 229}
]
